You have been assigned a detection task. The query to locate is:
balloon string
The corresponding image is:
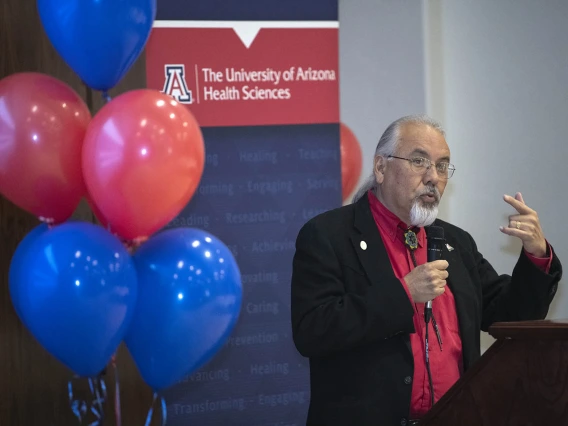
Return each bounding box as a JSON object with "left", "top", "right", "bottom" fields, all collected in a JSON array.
[
  {"left": 96, "top": 377, "right": 107, "bottom": 421},
  {"left": 123, "top": 236, "right": 148, "bottom": 254},
  {"left": 68, "top": 378, "right": 87, "bottom": 423},
  {"left": 68, "top": 375, "right": 109, "bottom": 425},
  {"left": 144, "top": 393, "right": 167, "bottom": 426},
  {"left": 102, "top": 91, "right": 112, "bottom": 103},
  {"left": 112, "top": 354, "right": 122, "bottom": 426},
  {"left": 144, "top": 393, "right": 157, "bottom": 426},
  {"left": 161, "top": 396, "right": 167, "bottom": 425},
  {"left": 87, "top": 376, "right": 106, "bottom": 426},
  {"left": 39, "top": 216, "right": 55, "bottom": 228}
]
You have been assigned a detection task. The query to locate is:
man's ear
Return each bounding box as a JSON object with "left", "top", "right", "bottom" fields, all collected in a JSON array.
[{"left": 374, "top": 156, "right": 386, "bottom": 184}]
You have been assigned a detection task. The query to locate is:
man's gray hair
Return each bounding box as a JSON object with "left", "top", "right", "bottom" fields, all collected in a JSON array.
[{"left": 351, "top": 114, "right": 446, "bottom": 203}]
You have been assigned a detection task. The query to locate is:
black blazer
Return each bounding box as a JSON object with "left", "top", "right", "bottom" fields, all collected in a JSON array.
[{"left": 291, "top": 195, "right": 562, "bottom": 426}]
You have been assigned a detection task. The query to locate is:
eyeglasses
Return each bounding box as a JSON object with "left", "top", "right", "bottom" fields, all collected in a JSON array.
[{"left": 388, "top": 155, "right": 456, "bottom": 179}]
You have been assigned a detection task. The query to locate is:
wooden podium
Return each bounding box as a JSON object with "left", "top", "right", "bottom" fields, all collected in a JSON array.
[{"left": 419, "top": 320, "right": 568, "bottom": 425}]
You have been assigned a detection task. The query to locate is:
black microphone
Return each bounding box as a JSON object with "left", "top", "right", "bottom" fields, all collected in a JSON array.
[
  {"left": 424, "top": 225, "right": 445, "bottom": 408},
  {"left": 425, "top": 225, "right": 445, "bottom": 324}
]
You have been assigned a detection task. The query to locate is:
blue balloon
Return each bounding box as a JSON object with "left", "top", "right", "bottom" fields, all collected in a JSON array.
[
  {"left": 37, "top": 0, "right": 157, "bottom": 91},
  {"left": 9, "top": 222, "right": 138, "bottom": 377},
  {"left": 125, "top": 228, "right": 242, "bottom": 391},
  {"left": 9, "top": 223, "right": 49, "bottom": 321}
]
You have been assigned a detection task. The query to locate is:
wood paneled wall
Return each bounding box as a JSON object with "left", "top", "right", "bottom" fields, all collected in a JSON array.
[{"left": 0, "top": 1, "right": 159, "bottom": 424}]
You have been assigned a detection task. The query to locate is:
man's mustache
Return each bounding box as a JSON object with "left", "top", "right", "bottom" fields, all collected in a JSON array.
[{"left": 416, "top": 185, "right": 441, "bottom": 202}]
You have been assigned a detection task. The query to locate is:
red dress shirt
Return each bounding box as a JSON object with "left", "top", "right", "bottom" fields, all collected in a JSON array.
[{"left": 367, "top": 191, "right": 551, "bottom": 418}]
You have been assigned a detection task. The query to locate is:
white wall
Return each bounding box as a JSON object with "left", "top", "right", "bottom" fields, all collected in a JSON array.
[
  {"left": 340, "top": 0, "right": 568, "bottom": 353},
  {"left": 425, "top": 0, "right": 568, "bottom": 351},
  {"left": 339, "top": 0, "right": 427, "bottom": 201}
]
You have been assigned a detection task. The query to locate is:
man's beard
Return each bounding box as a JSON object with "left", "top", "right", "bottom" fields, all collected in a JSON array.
[{"left": 409, "top": 185, "right": 441, "bottom": 227}]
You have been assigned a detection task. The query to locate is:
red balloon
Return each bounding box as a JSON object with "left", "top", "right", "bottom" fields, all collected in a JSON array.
[
  {"left": 0, "top": 72, "right": 91, "bottom": 222},
  {"left": 82, "top": 89, "right": 205, "bottom": 240},
  {"left": 340, "top": 122, "right": 363, "bottom": 202}
]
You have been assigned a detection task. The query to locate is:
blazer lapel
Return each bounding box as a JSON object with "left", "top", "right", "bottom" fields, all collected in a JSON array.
[
  {"left": 350, "top": 196, "right": 415, "bottom": 355},
  {"left": 350, "top": 196, "right": 398, "bottom": 287}
]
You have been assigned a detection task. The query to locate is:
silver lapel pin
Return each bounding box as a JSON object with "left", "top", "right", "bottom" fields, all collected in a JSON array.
[{"left": 446, "top": 243, "right": 454, "bottom": 252}]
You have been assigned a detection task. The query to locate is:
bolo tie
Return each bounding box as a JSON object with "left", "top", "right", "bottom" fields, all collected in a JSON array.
[{"left": 402, "top": 227, "right": 443, "bottom": 352}]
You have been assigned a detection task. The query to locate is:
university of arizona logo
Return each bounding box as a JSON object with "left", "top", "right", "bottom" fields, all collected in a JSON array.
[{"left": 162, "top": 64, "right": 193, "bottom": 104}]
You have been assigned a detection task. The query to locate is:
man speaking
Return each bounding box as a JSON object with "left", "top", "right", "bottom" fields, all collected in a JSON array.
[{"left": 290, "top": 115, "right": 562, "bottom": 426}]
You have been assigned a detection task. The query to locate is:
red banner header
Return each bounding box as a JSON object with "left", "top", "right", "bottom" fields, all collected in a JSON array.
[{"left": 146, "top": 25, "right": 339, "bottom": 127}]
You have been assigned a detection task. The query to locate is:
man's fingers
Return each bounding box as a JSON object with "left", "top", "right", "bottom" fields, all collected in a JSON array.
[
  {"left": 503, "top": 194, "right": 532, "bottom": 214},
  {"left": 508, "top": 213, "right": 538, "bottom": 231},
  {"left": 508, "top": 214, "right": 532, "bottom": 222},
  {"left": 508, "top": 218, "right": 526, "bottom": 231},
  {"left": 515, "top": 192, "right": 525, "bottom": 204},
  {"left": 430, "top": 260, "right": 449, "bottom": 269},
  {"left": 509, "top": 218, "right": 538, "bottom": 232},
  {"left": 499, "top": 225, "right": 529, "bottom": 239}
]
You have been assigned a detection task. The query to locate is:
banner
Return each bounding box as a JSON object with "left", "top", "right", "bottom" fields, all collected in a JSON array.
[
  {"left": 146, "top": 2, "right": 340, "bottom": 424},
  {"left": 147, "top": 23, "right": 338, "bottom": 127}
]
